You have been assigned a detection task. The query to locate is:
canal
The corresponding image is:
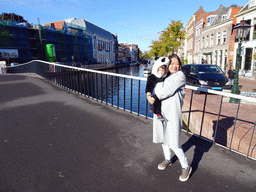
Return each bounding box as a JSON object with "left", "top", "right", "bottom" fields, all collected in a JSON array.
[{"left": 103, "top": 63, "right": 153, "bottom": 118}]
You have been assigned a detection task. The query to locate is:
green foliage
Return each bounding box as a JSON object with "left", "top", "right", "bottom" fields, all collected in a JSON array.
[
  {"left": 148, "top": 20, "right": 186, "bottom": 57},
  {"left": 181, "top": 57, "right": 188, "bottom": 65},
  {"left": 139, "top": 49, "right": 143, "bottom": 58},
  {"left": 0, "top": 31, "right": 14, "bottom": 37},
  {"left": 149, "top": 40, "right": 162, "bottom": 57},
  {"left": 142, "top": 51, "right": 150, "bottom": 58}
]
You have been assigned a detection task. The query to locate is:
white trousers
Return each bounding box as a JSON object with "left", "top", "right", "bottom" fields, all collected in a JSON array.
[{"left": 162, "top": 144, "right": 188, "bottom": 169}]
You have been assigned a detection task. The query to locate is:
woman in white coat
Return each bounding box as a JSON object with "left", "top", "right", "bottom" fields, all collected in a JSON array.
[{"left": 147, "top": 54, "right": 192, "bottom": 182}]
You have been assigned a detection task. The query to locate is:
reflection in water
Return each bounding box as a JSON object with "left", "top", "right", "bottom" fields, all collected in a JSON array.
[
  {"left": 56, "top": 64, "right": 153, "bottom": 117},
  {"left": 103, "top": 64, "right": 153, "bottom": 117}
]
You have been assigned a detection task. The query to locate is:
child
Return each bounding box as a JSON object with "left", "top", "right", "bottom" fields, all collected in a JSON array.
[{"left": 145, "top": 57, "right": 169, "bottom": 120}]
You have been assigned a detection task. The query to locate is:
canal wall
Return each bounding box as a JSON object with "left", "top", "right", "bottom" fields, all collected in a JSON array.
[{"left": 182, "top": 92, "right": 256, "bottom": 159}]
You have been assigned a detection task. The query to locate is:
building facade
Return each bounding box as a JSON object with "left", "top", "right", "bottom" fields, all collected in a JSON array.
[
  {"left": 0, "top": 19, "right": 32, "bottom": 64},
  {"left": 195, "top": 5, "right": 242, "bottom": 72},
  {"left": 233, "top": 0, "right": 256, "bottom": 77},
  {"left": 117, "top": 43, "right": 139, "bottom": 63},
  {"left": 65, "top": 18, "right": 116, "bottom": 64}
]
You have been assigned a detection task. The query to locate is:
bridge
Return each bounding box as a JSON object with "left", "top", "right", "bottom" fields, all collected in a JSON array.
[{"left": 0, "top": 62, "right": 256, "bottom": 191}]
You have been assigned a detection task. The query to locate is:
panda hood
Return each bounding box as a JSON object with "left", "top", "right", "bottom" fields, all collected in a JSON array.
[{"left": 152, "top": 57, "right": 170, "bottom": 78}]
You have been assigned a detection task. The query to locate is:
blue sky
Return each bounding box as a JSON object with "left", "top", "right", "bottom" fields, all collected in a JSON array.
[{"left": 0, "top": 0, "right": 250, "bottom": 52}]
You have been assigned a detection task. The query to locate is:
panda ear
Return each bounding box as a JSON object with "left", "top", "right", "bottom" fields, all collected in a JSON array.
[{"left": 161, "top": 58, "right": 165, "bottom": 62}]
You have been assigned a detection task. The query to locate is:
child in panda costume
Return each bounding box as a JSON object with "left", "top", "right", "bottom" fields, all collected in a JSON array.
[{"left": 145, "top": 57, "right": 170, "bottom": 120}]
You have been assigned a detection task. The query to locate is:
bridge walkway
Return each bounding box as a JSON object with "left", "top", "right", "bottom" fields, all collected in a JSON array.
[{"left": 0, "top": 74, "right": 255, "bottom": 192}]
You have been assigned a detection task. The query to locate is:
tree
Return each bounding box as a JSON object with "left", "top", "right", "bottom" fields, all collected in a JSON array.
[
  {"left": 142, "top": 51, "right": 150, "bottom": 58},
  {"left": 148, "top": 40, "right": 162, "bottom": 57},
  {"left": 139, "top": 49, "right": 143, "bottom": 59},
  {"left": 148, "top": 20, "right": 186, "bottom": 57}
]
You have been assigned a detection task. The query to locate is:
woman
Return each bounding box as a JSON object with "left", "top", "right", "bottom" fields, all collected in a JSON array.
[{"left": 147, "top": 54, "right": 191, "bottom": 182}]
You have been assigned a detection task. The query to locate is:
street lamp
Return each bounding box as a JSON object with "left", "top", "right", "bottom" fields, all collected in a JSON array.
[{"left": 229, "top": 19, "right": 251, "bottom": 104}]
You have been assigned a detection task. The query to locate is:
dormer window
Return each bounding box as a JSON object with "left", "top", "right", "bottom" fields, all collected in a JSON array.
[
  {"left": 222, "top": 15, "right": 227, "bottom": 22},
  {"left": 207, "top": 15, "right": 217, "bottom": 27},
  {"left": 249, "top": 0, "right": 255, "bottom": 8}
]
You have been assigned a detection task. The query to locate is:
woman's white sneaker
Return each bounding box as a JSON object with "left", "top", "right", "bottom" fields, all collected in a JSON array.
[
  {"left": 158, "top": 160, "right": 172, "bottom": 170},
  {"left": 179, "top": 166, "right": 192, "bottom": 182}
]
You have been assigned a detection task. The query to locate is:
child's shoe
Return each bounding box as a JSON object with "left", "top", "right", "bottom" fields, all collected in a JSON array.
[{"left": 156, "top": 114, "right": 165, "bottom": 121}]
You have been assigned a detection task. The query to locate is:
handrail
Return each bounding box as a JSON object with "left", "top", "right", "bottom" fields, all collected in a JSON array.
[
  {"left": 4, "top": 60, "right": 147, "bottom": 81},
  {"left": 4, "top": 60, "right": 256, "bottom": 103}
]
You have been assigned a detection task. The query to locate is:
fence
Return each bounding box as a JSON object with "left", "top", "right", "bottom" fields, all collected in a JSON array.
[{"left": 2, "top": 60, "right": 256, "bottom": 160}]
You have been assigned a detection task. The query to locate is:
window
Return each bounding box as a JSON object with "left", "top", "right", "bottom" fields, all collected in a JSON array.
[
  {"left": 191, "top": 66, "right": 196, "bottom": 73},
  {"left": 215, "top": 50, "right": 218, "bottom": 65},
  {"left": 253, "top": 18, "right": 256, "bottom": 39},
  {"left": 206, "top": 16, "right": 216, "bottom": 27},
  {"left": 217, "top": 32, "right": 221, "bottom": 45},
  {"left": 222, "top": 15, "right": 227, "bottom": 22},
  {"left": 210, "top": 34, "right": 214, "bottom": 47},
  {"left": 223, "top": 30, "right": 227, "bottom": 44},
  {"left": 249, "top": 0, "right": 255, "bottom": 8},
  {"left": 207, "top": 17, "right": 211, "bottom": 26},
  {"left": 202, "top": 37, "right": 205, "bottom": 48},
  {"left": 219, "top": 50, "right": 223, "bottom": 67},
  {"left": 206, "top": 35, "right": 209, "bottom": 47}
]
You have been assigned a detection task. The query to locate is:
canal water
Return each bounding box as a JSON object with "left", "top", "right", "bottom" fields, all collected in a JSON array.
[{"left": 103, "top": 63, "right": 153, "bottom": 118}]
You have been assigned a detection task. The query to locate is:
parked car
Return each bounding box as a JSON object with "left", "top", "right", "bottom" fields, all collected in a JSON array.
[{"left": 182, "top": 64, "right": 230, "bottom": 91}]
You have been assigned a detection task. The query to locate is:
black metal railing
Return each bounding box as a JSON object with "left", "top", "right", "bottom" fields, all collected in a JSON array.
[{"left": 2, "top": 60, "right": 256, "bottom": 160}]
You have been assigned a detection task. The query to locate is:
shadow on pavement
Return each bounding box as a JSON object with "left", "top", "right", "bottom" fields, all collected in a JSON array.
[
  {"left": 171, "top": 135, "right": 213, "bottom": 176},
  {"left": 212, "top": 117, "right": 235, "bottom": 147}
]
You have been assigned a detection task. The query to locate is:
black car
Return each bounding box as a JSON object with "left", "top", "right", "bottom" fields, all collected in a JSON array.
[{"left": 182, "top": 64, "right": 230, "bottom": 91}]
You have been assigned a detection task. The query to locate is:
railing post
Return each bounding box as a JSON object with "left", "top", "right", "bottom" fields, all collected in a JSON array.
[
  {"left": 83, "top": 71, "right": 86, "bottom": 96},
  {"left": 91, "top": 73, "right": 94, "bottom": 99},
  {"left": 130, "top": 79, "right": 133, "bottom": 113},
  {"left": 138, "top": 80, "right": 140, "bottom": 116},
  {"left": 199, "top": 92, "right": 208, "bottom": 137},
  {"left": 247, "top": 121, "right": 256, "bottom": 158},
  {"left": 146, "top": 98, "right": 148, "bottom": 119},
  {"left": 111, "top": 76, "right": 113, "bottom": 107},
  {"left": 87, "top": 72, "right": 90, "bottom": 98},
  {"left": 96, "top": 73, "right": 98, "bottom": 101},
  {"left": 213, "top": 95, "right": 224, "bottom": 145},
  {"left": 72, "top": 70, "right": 76, "bottom": 92},
  {"left": 117, "top": 76, "right": 119, "bottom": 109},
  {"left": 79, "top": 70, "right": 82, "bottom": 95},
  {"left": 187, "top": 90, "right": 194, "bottom": 133},
  {"left": 106, "top": 74, "right": 108, "bottom": 105},
  {"left": 101, "top": 74, "right": 103, "bottom": 103},
  {"left": 229, "top": 100, "right": 241, "bottom": 150},
  {"left": 68, "top": 70, "right": 71, "bottom": 90},
  {"left": 124, "top": 78, "right": 126, "bottom": 111}
]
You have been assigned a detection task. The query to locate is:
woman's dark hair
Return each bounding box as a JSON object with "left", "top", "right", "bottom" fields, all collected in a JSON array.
[{"left": 167, "top": 54, "right": 182, "bottom": 69}]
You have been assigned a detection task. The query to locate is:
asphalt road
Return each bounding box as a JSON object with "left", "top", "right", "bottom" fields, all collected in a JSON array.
[{"left": 0, "top": 74, "right": 256, "bottom": 192}]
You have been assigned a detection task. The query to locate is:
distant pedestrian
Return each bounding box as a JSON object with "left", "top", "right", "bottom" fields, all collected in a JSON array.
[
  {"left": 227, "top": 66, "right": 235, "bottom": 88},
  {"left": 147, "top": 54, "right": 192, "bottom": 182}
]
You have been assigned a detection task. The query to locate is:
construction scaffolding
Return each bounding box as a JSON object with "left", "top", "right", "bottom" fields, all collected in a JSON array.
[
  {"left": 0, "top": 19, "right": 32, "bottom": 63},
  {"left": 0, "top": 18, "right": 89, "bottom": 64}
]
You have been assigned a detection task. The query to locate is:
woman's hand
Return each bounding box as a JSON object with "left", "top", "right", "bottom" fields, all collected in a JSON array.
[{"left": 147, "top": 95, "right": 155, "bottom": 104}]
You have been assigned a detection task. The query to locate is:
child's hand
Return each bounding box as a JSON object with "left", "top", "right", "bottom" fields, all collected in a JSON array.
[{"left": 147, "top": 92, "right": 151, "bottom": 96}]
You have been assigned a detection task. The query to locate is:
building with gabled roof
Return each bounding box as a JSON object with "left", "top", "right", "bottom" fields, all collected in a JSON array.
[
  {"left": 45, "top": 18, "right": 117, "bottom": 64},
  {"left": 191, "top": 4, "right": 242, "bottom": 72},
  {"left": 233, "top": 0, "right": 256, "bottom": 78}
]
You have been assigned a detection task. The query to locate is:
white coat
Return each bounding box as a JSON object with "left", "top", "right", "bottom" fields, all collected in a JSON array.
[{"left": 152, "top": 70, "right": 186, "bottom": 147}]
